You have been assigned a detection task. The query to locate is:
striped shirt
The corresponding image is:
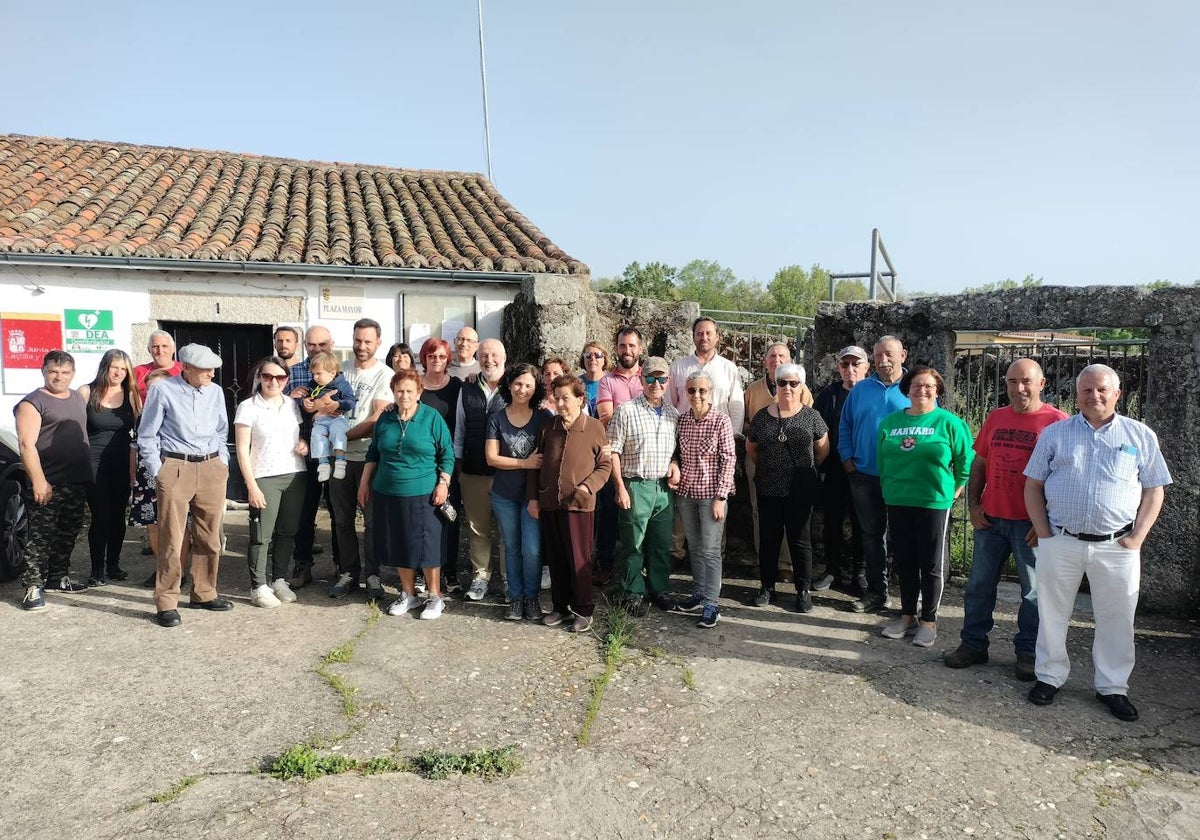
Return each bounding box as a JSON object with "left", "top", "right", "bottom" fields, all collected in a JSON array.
[
  {"left": 677, "top": 408, "right": 736, "bottom": 500},
  {"left": 607, "top": 395, "right": 679, "bottom": 480},
  {"left": 1024, "top": 412, "right": 1171, "bottom": 534}
]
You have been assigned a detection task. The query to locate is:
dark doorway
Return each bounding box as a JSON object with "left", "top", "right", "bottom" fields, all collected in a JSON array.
[{"left": 159, "top": 321, "right": 274, "bottom": 437}]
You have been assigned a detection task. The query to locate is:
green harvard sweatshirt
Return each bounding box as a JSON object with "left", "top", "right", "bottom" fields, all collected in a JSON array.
[{"left": 877, "top": 407, "right": 974, "bottom": 510}]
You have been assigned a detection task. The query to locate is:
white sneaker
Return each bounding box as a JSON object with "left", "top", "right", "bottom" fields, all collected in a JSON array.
[
  {"left": 466, "top": 577, "right": 488, "bottom": 601},
  {"left": 420, "top": 596, "right": 445, "bottom": 620},
  {"left": 251, "top": 584, "right": 282, "bottom": 608},
  {"left": 880, "top": 616, "right": 918, "bottom": 639},
  {"left": 271, "top": 578, "right": 297, "bottom": 603},
  {"left": 333, "top": 459, "right": 347, "bottom": 480},
  {"left": 317, "top": 462, "right": 332, "bottom": 482},
  {"left": 387, "top": 593, "right": 422, "bottom": 616},
  {"left": 540, "top": 567, "right": 551, "bottom": 590}
]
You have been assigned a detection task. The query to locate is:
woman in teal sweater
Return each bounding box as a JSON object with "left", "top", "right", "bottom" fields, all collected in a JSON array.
[
  {"left": 876, "top": 365, "right": 973, "bottom": 648},
  {"left": 360, "top": 369, "right": 455, "bottom": 620}
]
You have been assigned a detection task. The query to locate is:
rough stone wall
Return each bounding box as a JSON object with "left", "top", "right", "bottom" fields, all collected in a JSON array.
[
  {"left": 502, "top": 274, "right": 698, "bottom": 364},
  {"left": 813, "top": 285, "right": 1200, "bottom": 615}
]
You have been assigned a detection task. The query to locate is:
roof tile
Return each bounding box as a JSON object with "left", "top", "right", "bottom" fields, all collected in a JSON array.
[{"left": 0, "top": 135, "right": 585, "bottom": 274}]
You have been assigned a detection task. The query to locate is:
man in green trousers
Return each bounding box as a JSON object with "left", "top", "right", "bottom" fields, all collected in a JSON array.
[{"left": 607, "top": 356, "right": 681, "bottom": 615}]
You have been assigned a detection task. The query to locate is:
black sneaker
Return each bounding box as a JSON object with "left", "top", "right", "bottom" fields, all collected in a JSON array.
[
  {"left": 811, "top": 573, "right": 835, "bottom": 591},
  {"left": 505, "top": 598, "right": 524, "bottom": 621},
  {"left": 674, "top": 593, "right": 705, "bottom": 614},
  {"left": 443, "top": 574, "right": 462, "bottom": 594},
  {"left": 794, "top": 590, "right": 813, "bottom": 613},
  {"left": 1027, "top": 681, "right": 1058, "bottom": 706},
  {"left": 523, "top": 597, "right": 543, "bottom": 621},
  {"left": 697, "top": 604, "right": 720, "bottom": 628},
  {"left": 365, "top": 575, "right": 386, "bottom": 602},
  {"left": 622, "top": 596, "right": 648, "bottom": 617},
  {"left": 752, "top": 588, "right": 772, "bottom": 607},
  {"left": 22, "top": 585, "right": 46, "bottom": 611},
  {"left": 329, "top": 573, "right": 359, "bottom": 598},
  {"left": 88, "top": 575, "right": 108, "bottom": 587},
  {"left": 944, "top": 644, "right": 989, "bottom": 669},
  {"left": 45, "top": 576, "right": 88, "bottom": 592},
  {"left": 850, "top": 592, "right": 889, "bottom": 613},
  {"left": 107, "top": 568, "right": 129, "bottom": 582},
  {"left": 650, "top": 593, "right": 677, "bottom": 612}
]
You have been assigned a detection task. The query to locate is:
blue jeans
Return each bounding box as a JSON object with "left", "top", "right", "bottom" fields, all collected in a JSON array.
[
  {"left": 677, "top": 496, "right": 724, "bottom": 606},
  {"left": 961, "top": 516, "right": 1039, "bottom": 656},
  {"left": 848, "top": 472, "right": 889, "bottom": 597},
  {"left": 492, "top": 493, "right": 541, "bottom": 599}
]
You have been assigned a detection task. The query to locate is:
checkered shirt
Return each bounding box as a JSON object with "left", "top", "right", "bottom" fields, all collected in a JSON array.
[
  {"left": 677, "top": 409, "right": 736, "bottom": 500},
  {"left": 1024, "top": 412, "right": 1172, "bottom": 534},
  {"left": 607, "top": 395, "right": 680, "bottom": 480}
]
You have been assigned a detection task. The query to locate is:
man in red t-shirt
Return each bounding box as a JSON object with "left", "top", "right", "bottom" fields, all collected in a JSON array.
[
  {"left": 134, "top": 330, "right": 184, "bottom": 399},
  {"left": 946, "top": 358, "right": 1068, "bottom": 680}
]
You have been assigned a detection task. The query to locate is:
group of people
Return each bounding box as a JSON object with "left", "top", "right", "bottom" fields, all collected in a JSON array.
[{"left": 13, "top": 316, "right": 1170, "bottom": 720}]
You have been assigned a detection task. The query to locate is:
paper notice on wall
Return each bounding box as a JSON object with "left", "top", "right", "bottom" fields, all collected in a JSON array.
[
  {"left": 441, "top": 319, "right": 465, "bottom": 342},
  {"left": 408, "top": 323, "right": 431, "bottom": 351}
]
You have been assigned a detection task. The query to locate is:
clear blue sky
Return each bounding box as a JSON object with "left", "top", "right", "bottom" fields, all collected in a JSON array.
[{"left": 5, "top": 1, "right": 1196, "bottom": 295}]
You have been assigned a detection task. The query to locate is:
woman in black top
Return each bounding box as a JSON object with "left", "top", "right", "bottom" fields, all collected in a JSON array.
[
  {"left": 746, "top": 363, "right": 829, "bottom": 612},
  {"left": 418, "top": 337, "right": 465, "bottom": 591},
  {"left": 78, "top": 349, "right": 141, "bottom": 585}
]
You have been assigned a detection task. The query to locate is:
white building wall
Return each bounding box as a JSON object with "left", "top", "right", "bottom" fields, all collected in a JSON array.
[{"left": 0, "top": 264, "right": 518, "bottom": 428}]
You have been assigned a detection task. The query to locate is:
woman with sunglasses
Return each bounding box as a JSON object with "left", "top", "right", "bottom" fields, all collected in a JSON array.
[
  {"left": 746, "top": 363, "right": 829, "bottom": 612},
  {"left": 673, "top": 371, "right": 735, "bottom": 628},
  {"left": 579, "top": 342, "right": 609, "bottom": 417},
  {"left": 234, "top": 357, "right": 309, "bottom": 607},
  {"left": 418, "top": 337, "right": 465, "bottom": 593}
]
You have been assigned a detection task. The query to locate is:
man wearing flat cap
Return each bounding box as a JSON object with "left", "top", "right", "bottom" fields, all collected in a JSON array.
[{"left": 138, "top": 342, "right": 233, "bottom": 627}]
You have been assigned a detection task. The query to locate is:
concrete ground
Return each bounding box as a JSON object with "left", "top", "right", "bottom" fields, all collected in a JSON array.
[{"left": 1, "top": 510, "right": 1197, "bottom": 840}]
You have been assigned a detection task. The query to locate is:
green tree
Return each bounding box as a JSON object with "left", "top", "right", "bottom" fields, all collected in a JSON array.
[
  {"left": 609, "top": 261, "right": 678, "bottom": 300},
  {"left": 765, "top": 264, "right": 844, "bottom": 315},
  {"left": 961, "top": 274, "right": 1043, "bottom": 294},
  {"left": 675, "top": 260, "right": 771, "bottom": 311}
]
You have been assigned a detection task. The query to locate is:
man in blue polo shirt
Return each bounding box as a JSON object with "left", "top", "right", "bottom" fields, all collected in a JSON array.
[
  {"left": 1023, "top": 364, "right": 1171, "bottom": 722},
  {"left": 838, "top": 335, "right": 910, "bottom": 613}
]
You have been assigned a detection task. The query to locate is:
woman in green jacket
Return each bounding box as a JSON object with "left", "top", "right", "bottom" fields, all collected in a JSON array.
[{"left": 877, "top": 365, "right": 973, "bottom": 648}]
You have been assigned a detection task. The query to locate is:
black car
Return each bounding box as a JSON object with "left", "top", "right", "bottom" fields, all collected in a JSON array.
[{"left": 0, "top": 428, "right": 28, "bottom": 581}]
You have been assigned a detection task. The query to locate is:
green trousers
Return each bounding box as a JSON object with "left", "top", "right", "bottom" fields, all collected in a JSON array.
[
  {"left": 246, "top": 472, "right": 306, "bottom": 587},
  {"left": 617, "top": 478, "right": 675, "bottom": 598}
]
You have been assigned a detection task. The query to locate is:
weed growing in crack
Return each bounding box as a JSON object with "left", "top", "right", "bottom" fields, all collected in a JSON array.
[
  {"left": 146, "top": 775, "right": 200, "bottom": 805},
  {"left": 268, "top": 744, "right": 519, "bottom": 781},
  {"left": 579, "top": 603, "right": 637, "bottom": 746},
  {"left": 682, "top": 667, "right": 696, "bottom": 691},
  {"left": 409, "top": 745, "right": 521, "bottom": 780}
]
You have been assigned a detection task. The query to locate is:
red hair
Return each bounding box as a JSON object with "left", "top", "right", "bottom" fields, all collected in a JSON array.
[{"left": 420, "top": 337, "right": 451, "bottom": 368}]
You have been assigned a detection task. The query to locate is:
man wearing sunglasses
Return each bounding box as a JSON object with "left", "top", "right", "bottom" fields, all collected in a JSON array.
[
  {"left": 607, "top": 357, "right": 682, "bottom": 615},
  {"left": 137, "top": 343, "right": 232, "bottom": 627}
]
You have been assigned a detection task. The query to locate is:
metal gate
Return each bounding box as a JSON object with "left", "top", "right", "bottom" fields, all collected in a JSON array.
[{"left": 946, "top": 338, "right": 1149, "bottom": 576}]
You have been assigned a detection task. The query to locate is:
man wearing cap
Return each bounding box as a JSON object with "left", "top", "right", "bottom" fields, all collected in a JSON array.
[
  {"left": 945, "top": 359, "right": 1067, "bottom": 680},
  {"left": 743, "top": 342, "right": 811, "bottom": 580},
  {"left": 838, "top": 335, "right": 910, "bottom": 613},
  {"left": 138, "top": 343, "right": 232, "bottom": 627},
  {"left": 1023, "top": 364, "right": 1170, "bottom": 722},
  {"left": 813, "top": 345, "right": 870, "bottom": 592},
  {"left": 608, "top": 357, "right": 681, "bottom": 614}
]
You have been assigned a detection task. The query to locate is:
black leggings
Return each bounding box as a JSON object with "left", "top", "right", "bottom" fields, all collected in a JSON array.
[
  {"left": 88, "top": 460, "right": 131, "bottom": 575},
  {"left": 757, "top": 493, "right": 814, "bottom": 592},
  {"left": 888, "top": 505, "right": 950, "bottom": 622}
]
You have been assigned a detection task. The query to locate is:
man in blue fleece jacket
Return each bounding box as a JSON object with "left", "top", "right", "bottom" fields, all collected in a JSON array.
[{"left": 837, "top": 335, "right": 910, "bottom": 613}]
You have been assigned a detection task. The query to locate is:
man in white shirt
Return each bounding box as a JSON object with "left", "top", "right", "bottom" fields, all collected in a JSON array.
[
  {"left": 668, "top": 317, "right": 745, "bottom": 431},
  {"left": 325, "top": 318, "right": 394, "bottom": 601}
]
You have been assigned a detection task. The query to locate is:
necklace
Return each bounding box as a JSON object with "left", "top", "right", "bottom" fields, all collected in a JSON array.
[{"left": 777, "top": 414, "right": 788, "bottom": 443}]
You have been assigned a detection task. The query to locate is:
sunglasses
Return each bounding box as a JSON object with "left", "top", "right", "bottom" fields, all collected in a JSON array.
[
  {"left": 686, "top": 387, "right": 710, "bottom": 395},
  {"left": 839, "top": 360, "right": 865, "bottom": 368},
  {"left": 583, "top": 352, "right": 606, "bottom": 361},
  {"left": 777, "top": 380, "right": 802, "bottom": 389},
  {"left": 643, "top": 375, "right": 668, "bottom": 385},
  {"left": 259, "top": 373, "right": 288, "bottom": 383}
]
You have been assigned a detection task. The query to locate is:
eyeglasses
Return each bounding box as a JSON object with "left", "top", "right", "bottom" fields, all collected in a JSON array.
[
  {"left": 643, "top": 375, "right": 668, "bottom": 385},
  {"left": 455, "top": 337, "right": 478, "bottom": 344},
  {"left": 777, "top": 380, "right": 802, "bottom": 389},
  {"left": 259, "top": 373, "right": 288, "bottom": 383},
  {"left": 686, "top": 387, "right": 710, "bottom": 395},
  {"left": 839, "top": 360, "right": 865, "bottom": 368},
  {"left": 583, "top": 352, "right": 605, "bottom": 361}
]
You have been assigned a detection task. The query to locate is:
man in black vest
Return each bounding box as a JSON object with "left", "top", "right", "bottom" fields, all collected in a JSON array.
[{"left": 454, "top": 337, "right": 507, "bottom": 601}]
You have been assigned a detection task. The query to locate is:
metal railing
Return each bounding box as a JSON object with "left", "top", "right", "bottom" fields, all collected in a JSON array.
[
  {"left": 701, "top": 309, "right": 814, "bottom": 372},
  {"left": 829, "top": 228, "right": 898, "bottom": 301}
]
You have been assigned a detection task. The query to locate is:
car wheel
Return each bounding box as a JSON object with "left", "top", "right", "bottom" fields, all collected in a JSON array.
[{"left": 0, "top": 478, "right": 28, "bottom": 582}]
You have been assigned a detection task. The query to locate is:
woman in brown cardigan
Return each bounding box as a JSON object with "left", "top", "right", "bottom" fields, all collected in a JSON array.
[{"left": 528, "top": 373, "right": 611, "bottom": 632}]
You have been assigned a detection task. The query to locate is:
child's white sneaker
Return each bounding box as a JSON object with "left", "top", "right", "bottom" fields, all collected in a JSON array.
[
  {"left": 317, "top": 462, "right": 332, "bottom": 482},
  {"left": 333, "top": 459, "right": 347, "bottom": 480}
]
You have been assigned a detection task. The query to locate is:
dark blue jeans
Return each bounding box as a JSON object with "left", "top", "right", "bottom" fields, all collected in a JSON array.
[
  {"left": 961, "top": 516, "right": 1039, "bottom": 657},
  {"left": 848, "top": 472, "right": 889, "bottom": 598}
]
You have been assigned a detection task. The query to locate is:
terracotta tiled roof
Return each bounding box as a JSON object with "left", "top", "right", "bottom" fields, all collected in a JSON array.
[{"left": 0, "top": 134, "right": 587, "bottom": 275}]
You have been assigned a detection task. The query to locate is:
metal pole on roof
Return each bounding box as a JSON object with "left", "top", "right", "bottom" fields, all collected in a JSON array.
[{"left": 477, "top": 0, "right": 495, "bottom": 183}]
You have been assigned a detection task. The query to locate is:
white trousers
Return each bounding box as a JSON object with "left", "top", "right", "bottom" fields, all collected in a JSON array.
[{"left": 1033, "top": 533, "right": 1140, "bottom": 694}]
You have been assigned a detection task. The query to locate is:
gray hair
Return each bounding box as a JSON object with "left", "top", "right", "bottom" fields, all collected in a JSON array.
[
  {"left": 686, "top": 370, "right": 712, "bottom": 387},
  {"left": 763, "top": 341, "right": 790, "bottom": 359},
  {"left": 147, "top": 329, "right": 174, "bottom": 350},
  {"left": 875, "top": 334, "right": 903, "bottom": 349},
  {"left": 775, "top": 363, "right": 806, "bottom": 385},
  {"left": 1077, "top": 363, "right": 1120, "bottom": 390}
]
